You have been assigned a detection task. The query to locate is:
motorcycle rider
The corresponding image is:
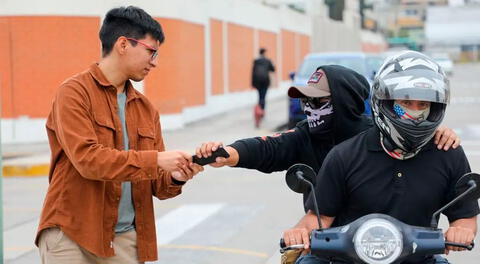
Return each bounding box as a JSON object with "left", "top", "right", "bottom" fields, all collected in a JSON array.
[
  {"left": 197, "top": 65, "right": 460, "bottom": 209},
  {"left": 283, "top": 51, "right": 479, "bottom": 264}
]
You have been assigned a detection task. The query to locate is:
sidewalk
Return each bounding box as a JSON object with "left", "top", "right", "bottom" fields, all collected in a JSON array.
[{"left": 1, "top": 96, "right": 289, "bottom": 177}]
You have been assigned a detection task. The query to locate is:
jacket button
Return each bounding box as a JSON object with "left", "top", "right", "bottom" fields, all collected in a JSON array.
[
  {"left": 116, "top": 197, "right": 120, "bottom": 201},
  {"left": 397, "top": 172, "right": 402, "bottom": 178}
]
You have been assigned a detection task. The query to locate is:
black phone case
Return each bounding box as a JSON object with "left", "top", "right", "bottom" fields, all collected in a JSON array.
[{"left": 192, "top": 148, "right": 230, "bottom": 166}]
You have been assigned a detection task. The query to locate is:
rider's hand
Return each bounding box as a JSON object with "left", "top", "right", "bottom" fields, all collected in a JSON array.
[
  {"left": 195, "top": 142, "right": 239, "bottom": 167},
  {"left": 444, "top": 226, "right": 475, "bottom": 254},
  {"left": 283, "top": 227, "right": 310, "bottom": 249},
  {"left": 157, "top": 150, "right": 191, "bottom": 172},
  {"left": 434, "top": 126, "right": 460, "bottom": 151}
]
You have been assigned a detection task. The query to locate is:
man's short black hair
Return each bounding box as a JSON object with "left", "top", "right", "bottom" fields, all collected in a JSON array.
[
  {"left": 259, "top": 48, "right": 266, "bottom": 55},
  {"left": 99, "top": 6, "right": 165, "bottom": 57}
]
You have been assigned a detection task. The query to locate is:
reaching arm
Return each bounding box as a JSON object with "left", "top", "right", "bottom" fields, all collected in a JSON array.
[{"left": 195, "top": 128, "right": 306, "bottom": 173}]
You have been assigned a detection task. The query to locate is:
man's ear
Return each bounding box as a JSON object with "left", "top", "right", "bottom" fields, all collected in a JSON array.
[{"left": 114, "top": 36, "right": 128, "bottom": 56}]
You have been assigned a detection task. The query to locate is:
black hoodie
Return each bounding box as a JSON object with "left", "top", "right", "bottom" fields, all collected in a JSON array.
[{"left": 230, "top": 65, "right": 373, "bottom": 208}]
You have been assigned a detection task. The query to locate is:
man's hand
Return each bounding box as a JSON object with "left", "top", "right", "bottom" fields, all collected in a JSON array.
[
  {"left": 157, "top": 150, "right": 191, "bottom": 172},
  {"left": 435, "top": 126, "right": 460, "bottom": 151},
  {"left": 195, "top": 142, "right": 239, "bottom": 167},
  {"left": 283, "top": 227, "right": 310, "bottom": 249},
  {"left": 444, "top": 226, "right": 475, "bottom": 254},
  {"left": 170, "top": 163, "right": 204, "bottom": 182}
]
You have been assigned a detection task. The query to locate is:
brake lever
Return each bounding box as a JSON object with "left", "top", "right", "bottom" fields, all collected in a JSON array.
[
  {"left": 445, "top": 241, "right": 475, "bottom": 251},
  {"left": 279, "top": 238, "right": 305, "bottom": 253},
  {"left": 280, "top": 245, "right": 305, "bottom": 254}
]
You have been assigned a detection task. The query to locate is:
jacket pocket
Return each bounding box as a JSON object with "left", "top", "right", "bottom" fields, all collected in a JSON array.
[
  {"left": 137, "top": 127, "right": 155, "bottom": 150},
  {"left": 93, "top": 113, "right": 116, "bottom": 147}
]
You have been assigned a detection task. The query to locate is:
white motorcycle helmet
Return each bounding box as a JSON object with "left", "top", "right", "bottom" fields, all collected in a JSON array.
[{"left": 371, "top": 51, "right": 450, "bottom": 154}]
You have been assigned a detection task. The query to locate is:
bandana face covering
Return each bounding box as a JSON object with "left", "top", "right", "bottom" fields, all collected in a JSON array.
[
  {"left": 393, "top": 103, "right": 430, "bottom": 121},
  {"left": 303, "top": 100, "right": 334, "bottom": 135}
]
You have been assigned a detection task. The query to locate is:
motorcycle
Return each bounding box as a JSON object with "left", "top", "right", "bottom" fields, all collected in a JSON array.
[{"left": 280, "top": 164, "right": 479, "bottom": 264}]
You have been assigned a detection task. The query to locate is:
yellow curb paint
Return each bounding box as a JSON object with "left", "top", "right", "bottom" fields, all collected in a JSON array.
[
  {"left": 158, "top": 244, "right": 268, "bottom": 258},
  {"left": 2, "top": 164, "right": 50, "bottom": 177}
]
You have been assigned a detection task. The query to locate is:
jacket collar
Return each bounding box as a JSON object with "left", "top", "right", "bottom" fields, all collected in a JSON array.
[{"left": 89, "top": 63, "right": 139, "bottom": 101}]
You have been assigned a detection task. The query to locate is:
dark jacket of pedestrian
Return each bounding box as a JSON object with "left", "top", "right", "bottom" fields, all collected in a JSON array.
[{"left": 252, "top": 55, "right": 275, "bottom": 89}]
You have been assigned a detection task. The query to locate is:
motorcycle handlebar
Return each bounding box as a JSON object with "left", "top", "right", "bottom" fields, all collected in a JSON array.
[
  {"left": 280, "top": 238, "right": 286, "bottom": 248},
  {"left": 445, "top": 241, "right": 475, "bottom": 251},
  {"left": 279, "top": 238, "right": 305, "bottom": 253}
]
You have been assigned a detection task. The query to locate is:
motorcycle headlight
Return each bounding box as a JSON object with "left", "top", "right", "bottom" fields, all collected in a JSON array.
[{"left": 353, "top": 218, "right": 403, "bottom": 264}]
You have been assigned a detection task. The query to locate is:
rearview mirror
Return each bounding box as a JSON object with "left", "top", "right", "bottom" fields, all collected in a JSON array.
[
  {"left": 285, "top": 164, "right": 316, "bottom": 193},
  {"left": 455, "top": 172, "right": 480, "bottom": 201}
]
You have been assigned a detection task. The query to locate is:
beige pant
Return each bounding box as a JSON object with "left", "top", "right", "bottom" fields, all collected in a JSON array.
[{"left": 38, "top": 227, "right": 143, "bottom": 264}]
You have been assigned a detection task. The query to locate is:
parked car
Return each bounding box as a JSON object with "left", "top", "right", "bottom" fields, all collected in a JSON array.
[{"left": 288, "top": 52, "right": 381, "bottom": 128}]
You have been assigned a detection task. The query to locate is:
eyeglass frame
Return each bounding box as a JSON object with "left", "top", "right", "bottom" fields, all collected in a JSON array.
[{"left": 125, "top": 37, "right": 158, "bottom": 61}]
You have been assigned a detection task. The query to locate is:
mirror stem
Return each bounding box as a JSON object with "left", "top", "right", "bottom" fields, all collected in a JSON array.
[
  {"left": 296, "top": 171, "right": 323, "bottom": 229},
  {"left": 430, "top": 180, "right": 477, "bottom": 228}
]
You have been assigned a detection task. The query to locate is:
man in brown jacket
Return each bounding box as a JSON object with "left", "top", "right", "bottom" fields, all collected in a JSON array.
[{"left": 35, "top": 6, "right": 203, "bottom": 264}]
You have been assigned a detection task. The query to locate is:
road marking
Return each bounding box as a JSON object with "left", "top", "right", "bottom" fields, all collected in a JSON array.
[
  {"left": 155, "top": 203, "right": 225, "bottom": 245},
  {"left": 4, "top": 219, "right": 38, "bottom": 260},
  {"left": 158, "top": 244, "right": 268, "bottom": 258}
]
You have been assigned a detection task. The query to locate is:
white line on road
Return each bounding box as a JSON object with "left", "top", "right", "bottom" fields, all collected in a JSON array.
[{"left": 155, "top": 203, "right": 225, "bottom": 245}]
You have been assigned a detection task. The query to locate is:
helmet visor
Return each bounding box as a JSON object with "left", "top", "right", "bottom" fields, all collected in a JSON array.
[{"left": 374, "top": 69, "right": 450, "bottom": 104}]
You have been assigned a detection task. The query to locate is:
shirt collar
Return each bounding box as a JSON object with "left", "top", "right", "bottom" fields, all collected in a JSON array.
[{"left": 89, "top": 63, "right": 139, "bottom": 101}]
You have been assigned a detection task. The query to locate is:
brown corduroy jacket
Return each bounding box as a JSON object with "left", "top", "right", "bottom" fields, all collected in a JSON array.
[{"left": 35, "top": 64, "right": 182, "bottom": 261}]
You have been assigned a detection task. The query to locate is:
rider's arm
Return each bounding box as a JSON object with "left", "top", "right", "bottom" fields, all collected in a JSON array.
[
  {"left": 449, "top": 216, "right": 477, "bottom": 235},
  {"left": 229, "top": 125, "right": 307, "bottom": 173},
  {"left": 445, "top": 216, "right": 477, "bottom": 253},
  {"left": 283, "top": 210, "right": 335, "bottom": 248},
  {"left": 295, "top": 210, "right": 335, "bottom": 231}
]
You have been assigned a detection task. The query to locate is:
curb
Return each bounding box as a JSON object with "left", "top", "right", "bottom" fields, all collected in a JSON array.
[{"left": 2, "top": 164, "right": 50, "bottom": 177}]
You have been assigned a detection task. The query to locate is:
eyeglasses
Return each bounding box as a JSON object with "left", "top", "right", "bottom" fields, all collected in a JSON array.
[
  {"left": 126, "top": 37, "right": 158, "bottom": 61},
  {"left": 300, "top": 97, "right": 331, "bottom": 109}
]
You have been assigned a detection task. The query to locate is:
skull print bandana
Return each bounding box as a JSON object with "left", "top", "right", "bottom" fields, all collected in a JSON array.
[{"left": 303, "top": 100, "right": 334, "bottom": 135}]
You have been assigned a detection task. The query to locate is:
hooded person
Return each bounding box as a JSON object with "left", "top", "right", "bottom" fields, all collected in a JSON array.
[{"left": 195, "top": 65, "right": 373, "bottom": 207}]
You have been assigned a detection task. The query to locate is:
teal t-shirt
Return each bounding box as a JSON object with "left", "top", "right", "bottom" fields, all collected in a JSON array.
[{"left": 115, "top": 91, "right": 135, "bottom": 233}]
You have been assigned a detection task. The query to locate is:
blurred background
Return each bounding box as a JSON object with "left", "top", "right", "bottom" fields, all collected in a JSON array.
[{"left": 1, "top": 0, "right": 480, "bottom": 263}]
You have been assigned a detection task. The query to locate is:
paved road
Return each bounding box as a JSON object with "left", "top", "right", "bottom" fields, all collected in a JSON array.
[{"left": 4, "top": 63, "right": 480, "bottom": 263}]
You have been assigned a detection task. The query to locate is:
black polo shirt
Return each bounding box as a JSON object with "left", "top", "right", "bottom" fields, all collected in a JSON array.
[{"left": 306, "top": 126, "right": 480, "bottom": 228}]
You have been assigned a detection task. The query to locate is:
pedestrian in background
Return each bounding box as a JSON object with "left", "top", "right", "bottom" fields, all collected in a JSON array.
[
  {"left": 35, "top": 6, "right": 203, "bottom": 264},
  {"left": 252, "top": 47, "right": 275, "bottom": 128}
]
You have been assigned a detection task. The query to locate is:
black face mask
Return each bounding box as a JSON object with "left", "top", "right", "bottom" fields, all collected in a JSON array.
[{"left": 302, "top": 100, "right": 334, "bottom": 136}]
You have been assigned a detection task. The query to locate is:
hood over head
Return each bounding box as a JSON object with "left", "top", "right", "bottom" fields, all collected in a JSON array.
[{"left": 319, "top": 65, "right": 372, "bottom": 143}]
